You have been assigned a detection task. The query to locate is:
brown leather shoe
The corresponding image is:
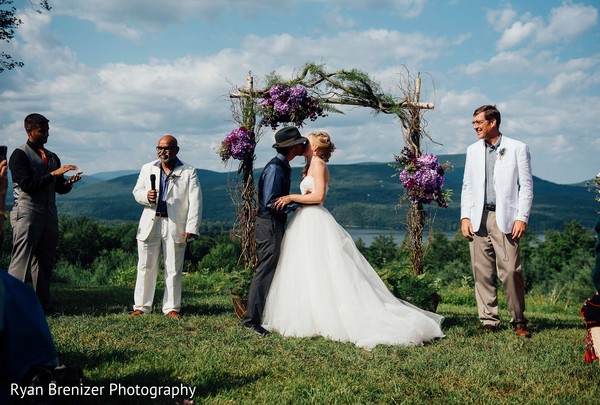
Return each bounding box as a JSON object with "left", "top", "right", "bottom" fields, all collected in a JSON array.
[
  {"left": 130, "top": 309, "right": 144, "bottom": 317},
  {"left": 482, "top": 324, "right": 499, "bottom": 333},
  {"left": 166, "top": 311, "right": 182, "bottom": 319},
  {"left": 515, "top": 324, "right": 532, "bottom": 338}
]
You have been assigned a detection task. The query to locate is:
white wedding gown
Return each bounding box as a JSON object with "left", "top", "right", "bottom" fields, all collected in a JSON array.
[{"left": 262, "top": 176, "right": 445, "bottom": 349}]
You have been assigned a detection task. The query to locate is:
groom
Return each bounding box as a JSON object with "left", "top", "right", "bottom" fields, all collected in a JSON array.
[{"left": 242, "top": 127, "right": 307, "bottom": 336}]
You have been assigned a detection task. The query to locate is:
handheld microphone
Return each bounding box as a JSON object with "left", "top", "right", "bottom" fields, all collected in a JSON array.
[{"left": 150, "top": 174, "right": 156, "bottom": 190}]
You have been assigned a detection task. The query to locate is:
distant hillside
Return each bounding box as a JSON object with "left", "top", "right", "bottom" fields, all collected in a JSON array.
[
  {"left": 88, "top": 170, "right": 139, "bottom": 181},
  {"left": 7, "top": 155, "right": 598, "bottom": 232}
]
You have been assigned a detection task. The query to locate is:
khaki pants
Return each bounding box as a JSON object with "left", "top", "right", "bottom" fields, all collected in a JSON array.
[{"left": 469, "top": 210, "right": 527, "bottom": 327}]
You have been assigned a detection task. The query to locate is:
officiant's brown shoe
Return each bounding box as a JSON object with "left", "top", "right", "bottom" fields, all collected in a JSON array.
[
  {"left": 515, "top": 324, "right": 532, "bottom": 338},
  {"left": 166, "top": 311, "right": 182, "bottom": 319},
  {"left": 129, "top": 309, "right": 144, "bottom": 317}
]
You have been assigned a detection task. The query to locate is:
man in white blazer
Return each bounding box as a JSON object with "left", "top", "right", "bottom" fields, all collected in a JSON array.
[
  {"left": 460, "top": 105, "right": 533, "bottom": 338},
  {"left": 130, "top": 135, "right": 202, "bottom": 318}
]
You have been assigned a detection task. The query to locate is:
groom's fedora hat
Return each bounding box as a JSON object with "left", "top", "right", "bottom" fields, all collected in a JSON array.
[{"left": 272, "top": 127, "right": 307, "bottom": 148}]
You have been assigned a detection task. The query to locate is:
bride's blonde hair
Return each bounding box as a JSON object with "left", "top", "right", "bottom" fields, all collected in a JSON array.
[
  {"left": 302, "top": 131, "right": 336, "bottom": 177},
  {"left": 310, "top": 131, "right": 336, "bottom": 162}
]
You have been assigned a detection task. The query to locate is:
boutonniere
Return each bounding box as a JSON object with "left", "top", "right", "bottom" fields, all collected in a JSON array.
[
  {"left": 497, "top": 147, "right": 506, "bottom": 160},
  {"left": 168, "top": 173, "right": 181, "bottom": 180}
]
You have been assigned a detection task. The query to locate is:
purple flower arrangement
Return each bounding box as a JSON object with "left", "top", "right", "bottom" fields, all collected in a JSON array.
[
  {"left": 395, "top": 147, "right": 452, "bottom": 208},
  {"left": 260, "top": 84, "right": 325, "bottom": 130},
  {"left": 219, "top": 127, "right": 256, "bottom": 162}
]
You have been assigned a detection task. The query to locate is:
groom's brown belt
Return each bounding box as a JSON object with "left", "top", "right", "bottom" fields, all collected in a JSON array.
[{"left": 484, "top": 204, "right": 496, "bottom": 212}]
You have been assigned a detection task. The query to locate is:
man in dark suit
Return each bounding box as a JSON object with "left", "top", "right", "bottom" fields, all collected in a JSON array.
[
  {"left": 242, "top": 127, "right": 307, "bottom": 336},
  {"left": 8, "top": 113, "right": 82, "bottom": 313}
]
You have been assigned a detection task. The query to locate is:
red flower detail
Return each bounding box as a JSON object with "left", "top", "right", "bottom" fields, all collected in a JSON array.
[{"left": 584, "top": 348, "right": 597, "bottom": 363}]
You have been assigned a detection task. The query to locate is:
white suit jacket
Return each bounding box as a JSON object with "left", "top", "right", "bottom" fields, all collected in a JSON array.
[
  {"left": 133, "top": 159, "right": 202, "bottom": 243},
  {"left": 460, "top": 136, "right": 533, "bottom": 234}
]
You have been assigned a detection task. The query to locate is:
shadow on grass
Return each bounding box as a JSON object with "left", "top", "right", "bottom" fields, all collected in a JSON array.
[
  {"left": 52, "top": 285, "right": 233, "bottom": 317},
  {"left": 52, "top": 284, "right": 132, "bottom": 316},
  {"left": 181, "top": 290, "right": 232, "bottom": 317},
  {"left": 440, "top": 309, "right": 582, "bottom": 338},
  {"left": 194, "top": 371, "right": 269, "bottom": 399},
  {"left": 529, "top": 315, "right": 582, "bottom": 331},
  {"left": 439, "top": 312, "right": 475, "bottom": 330},
  {"left": 57, "top": 369, "right": 268, "bottom": 405},
  {"left": 59, "top": 347, "right": 140, "bottom": 372}
]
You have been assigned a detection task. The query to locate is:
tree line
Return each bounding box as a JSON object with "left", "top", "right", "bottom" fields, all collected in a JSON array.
[{"left": 0, "top": 216, "right": 597, "bottom": 306}]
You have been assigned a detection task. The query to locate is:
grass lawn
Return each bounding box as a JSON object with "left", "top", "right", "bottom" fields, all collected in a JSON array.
[{"left": 41, "top": 283, "right": 599, "bottom": 405}]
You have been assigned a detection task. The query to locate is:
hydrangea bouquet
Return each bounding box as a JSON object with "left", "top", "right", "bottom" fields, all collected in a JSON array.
[
  {"left": 260, "top": 84, "right": 325, "bottom": 130},
  {"left": 219, "top": 126, "right": 256, "bottom": 162},
  {"left": 395, "top": 147, "right": 452, "bottom": 208}
]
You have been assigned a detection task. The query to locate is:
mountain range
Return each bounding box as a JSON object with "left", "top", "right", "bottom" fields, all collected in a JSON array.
[{"left": 6, "top": 154, "right": 598, "bottom": 233}]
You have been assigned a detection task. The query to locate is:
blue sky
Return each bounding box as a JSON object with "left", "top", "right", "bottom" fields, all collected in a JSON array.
[{"left": 0, "top": 0, "right": 598, "bottom": 184}]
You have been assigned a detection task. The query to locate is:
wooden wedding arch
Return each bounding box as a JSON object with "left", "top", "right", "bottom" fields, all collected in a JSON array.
[{"left": 227, "top": 63, "right": 439, "bottom": 276}]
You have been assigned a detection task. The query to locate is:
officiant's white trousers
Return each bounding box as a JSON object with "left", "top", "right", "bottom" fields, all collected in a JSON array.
[{"left": 134, "top": 217, "right": 186, "bottom": 314}]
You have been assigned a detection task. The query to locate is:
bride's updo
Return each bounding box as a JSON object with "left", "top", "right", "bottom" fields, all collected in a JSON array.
[{"left": 309, "top": 131, "right": 336, "bottom": 162}]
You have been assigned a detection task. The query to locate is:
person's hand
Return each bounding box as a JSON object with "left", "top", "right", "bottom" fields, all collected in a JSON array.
[
  {"left": 511, "top": 220, "right": 527, "bottom": 240},
  {"left": 51, "top": 164, "right": 79, "bottom": 177},
  {"left": 185, "top": 233, "right": 197, "bottom": 242},
  {"left": 273, "top": 195, "right": 292, "bottom": 210},
  {"left": 147, "top": 189, "right": 158, "bottom": 204},
  {"left": 66, "top": 171, "right": 83, "bottom": 186},
  {"left": 461, "top": 218, "right": 474, "bottom": 240},
  {"left": 0, "top": 160, "right": 7, "bottom": 202}
]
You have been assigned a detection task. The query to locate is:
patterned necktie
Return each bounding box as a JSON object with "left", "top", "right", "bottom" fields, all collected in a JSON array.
[{"left": 38, "top": 148, "right": 48, "bottom": 166}]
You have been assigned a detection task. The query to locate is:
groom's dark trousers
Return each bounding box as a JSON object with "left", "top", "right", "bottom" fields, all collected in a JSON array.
[
  {"left": 243, "top": 155, "right": 291, "bottom": 327},
  {"left": 243, "top": 217, "right": 285, "bottom": 326}
]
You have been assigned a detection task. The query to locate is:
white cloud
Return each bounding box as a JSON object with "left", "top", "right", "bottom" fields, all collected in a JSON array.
[
  {"left": 322, "top": 8, "right": 355, "bottom": 30},
  {"left": 495, "top": 2, "right": 597, "bottom": 51},
  {"left": 49, "top": 0, "right": 428, "bottom": 41},
  {"left": 528, "top": 134, "right": 574, "bottom": 154},
  {"left": 241, "top": 29, "right": 461, "bottom": 74},
  {"left": 313, "top": 0, "right": 426, "bottom": 18},
  {"left": 460, "top": 50, "right": 600, "bottom": 95},
  {"left": 546, "top": 70, "right": 588, "bottom": 96},
  {"left": 487, "top": 4, "right": 518, "bottom": 31},
  {"left": 50, "top": 0, "right": 289, "bottom": 38},
  {"left": 461, "top": 50, "right": 533, "bottom": 75},
  {"left": 536, "top": 2, "right": 598, "bottom": 45},
  {"left": 391, "top": 0, "right": 427, "bottom": 18},
  {"left": 496, "top": 19, "right": 540, "bottom": 50},
  {"left": 14, "top": 9, "right": 81, "bottom": 75}
]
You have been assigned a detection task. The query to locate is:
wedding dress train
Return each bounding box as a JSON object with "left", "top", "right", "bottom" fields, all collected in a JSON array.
[{"left": 262, "top": 176, "right": 444, "bottom": 349}]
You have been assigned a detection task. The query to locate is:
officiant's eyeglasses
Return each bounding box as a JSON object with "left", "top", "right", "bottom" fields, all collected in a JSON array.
[
  {"left": 472, "top": 119, "right": 487, "bottom": 126},
  {"left": 156, "top": 146, "right": 176, "bottom": 151}
]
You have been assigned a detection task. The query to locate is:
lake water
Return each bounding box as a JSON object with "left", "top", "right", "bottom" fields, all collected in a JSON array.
[
  {"left": 345, "top": 228, "right": 407, "bottom": 246},
  {"left": 346, "top": 227, "right": 545, "bottom": 246}
]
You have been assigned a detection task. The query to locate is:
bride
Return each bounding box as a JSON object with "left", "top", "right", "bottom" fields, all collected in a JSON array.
[{"left": 262, "top": 131, "right": 444, "bottom": 349}]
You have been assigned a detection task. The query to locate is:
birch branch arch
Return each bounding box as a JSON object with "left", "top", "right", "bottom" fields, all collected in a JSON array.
[{"left": 227, "top": 63, "right": 437, "bottom": 276}]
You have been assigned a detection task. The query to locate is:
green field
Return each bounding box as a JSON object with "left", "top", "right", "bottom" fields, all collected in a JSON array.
[{"left": 40, "top": 281, "right": 599, "bottom": 405}]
